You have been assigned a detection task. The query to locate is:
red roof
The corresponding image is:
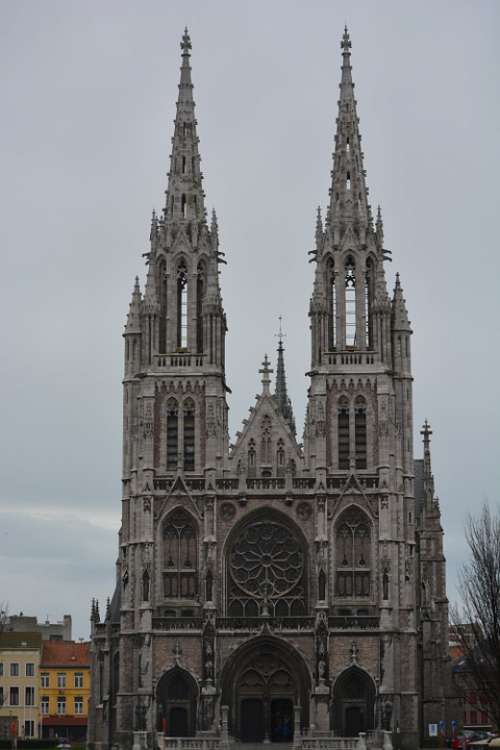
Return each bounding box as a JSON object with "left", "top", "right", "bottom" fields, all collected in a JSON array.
[{"left": 41, "top": 641, "right": 90, "bottom": 667}]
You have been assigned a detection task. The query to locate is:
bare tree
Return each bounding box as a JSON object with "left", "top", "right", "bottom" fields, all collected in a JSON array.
[
  {"left": 450, "top": 504, "right": 500, "bottom": 730},
  {"left": 0, "top": 602, "right": 8, "bottom": 633}
]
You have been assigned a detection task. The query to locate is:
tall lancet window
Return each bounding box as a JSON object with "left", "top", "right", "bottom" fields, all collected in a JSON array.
[
  {"left": 177, "top": 260, "right": 188, "bottom": 349},
  {"left": 162, "top": 509, "right": 198, "bottom": 599},
  {"left": 338, "top": 396, "right": 350, "bottom": 470},
  {"left": 196, "top": 262, "right": 205, "bottom": 354},
  {"left": 183, "top": 398, "right": 195, "bottom": 472},
  {"left": 158, "top": 258, "right": 167, "bottom": 353},
  {"left": 365, "top": 257, "right": 374, "bottom": 349},
  {"left": 345, "top": 256, "right": 356, "bottom": 347},
  {"left": 354, "top": 396, "right": 367, "bottom": 470},
  {"left": 166, "top": 398, "right": 178, "bottom": 471},
  {"left": 327, "top": 258, "right": 336, "bottom": 350},
  {"left": 335, "top": 507, "right": 371, "bottom": 598}
]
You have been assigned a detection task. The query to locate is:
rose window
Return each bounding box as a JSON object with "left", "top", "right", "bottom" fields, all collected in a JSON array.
[{"left": 227, "top": 520, "right": 307, "bottom": 617}]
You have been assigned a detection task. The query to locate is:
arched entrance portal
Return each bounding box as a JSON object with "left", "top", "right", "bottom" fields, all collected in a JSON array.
[
  {"left": 156, "top": 667, "right": 198, "bottom": 736},
  {"left": 332, "top": 666, "right": 375, "bottom": 736},
  {"left": 221, "top": 637, "right": 311, "bottom": 742}
]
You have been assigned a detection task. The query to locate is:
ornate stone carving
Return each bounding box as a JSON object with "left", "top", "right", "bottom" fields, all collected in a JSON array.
[
  {"left": 220, "top": 502, "right": 236, "bottom": 521},
  {"left": 296, "top": 501, "right": 312, "bottom": 521}
]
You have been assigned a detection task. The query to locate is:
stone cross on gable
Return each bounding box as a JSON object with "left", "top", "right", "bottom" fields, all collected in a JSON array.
[{"left": 259, "top": 354, "right": 273, "bottom": 396}]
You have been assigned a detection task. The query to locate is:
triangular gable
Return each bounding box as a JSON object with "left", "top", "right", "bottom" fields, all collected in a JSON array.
[
  {"left": 154, "top": 473, "right": 202, "bottom": 524},
  {"left": 230, "top": 392, "right": 302, "bottom": 468}
]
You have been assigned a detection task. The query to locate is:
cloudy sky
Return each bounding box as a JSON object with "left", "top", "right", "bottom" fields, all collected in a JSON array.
[{"left": 1, "top": 0, "right": 499, "bottom": 639}]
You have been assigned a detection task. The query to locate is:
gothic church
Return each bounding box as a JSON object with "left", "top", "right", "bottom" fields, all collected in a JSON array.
[{"left": 88, "top": 28, "right": 454, "bottom": 750}]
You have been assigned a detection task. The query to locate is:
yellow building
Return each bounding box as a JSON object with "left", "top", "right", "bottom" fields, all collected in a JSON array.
[
  {"left": 0, "top": 632, "right": 42, "bottom": 739},
  {"left": 40, "top": 641, "right": 90, "bottom": 742}
]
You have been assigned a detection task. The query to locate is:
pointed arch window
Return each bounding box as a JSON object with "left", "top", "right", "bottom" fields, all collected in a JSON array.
[
  {"left": 346, "top": 171, "right": 351, "bottom": 191},
  {"left": 181, "top": 194, "right": 187, "bottom": 219},
  {"left": 335, "top": 507, "right": 371, "bottom": 598},
  {"left": 142, "top": 569, "right": 150, "bottom": 602},
  {"left": 327, "top": 258, "right": 336, "bottom": 350},
  {"left": 276, "top": 438, "right": 285, "bottom": 477},
  {"left": 177, "top": 260, "right": 188, "bottom": 349},
  {"left": 183, "top": 398, "right": 195, "bottom": 472},
  {"left": 163, "top": 509, "right": 198, "bottom": 599},
  {"left": 248, "top": 439, "right": 256, "bottom": 478},
  {"left": 338, "top": 396, "right": 350, "bottom": 470},
  {"left": 345, "top": 256, "right": 356, "bottom": 347},
  {"left": 158, "top": 258, "right": 167, "bottom": 353},
  {"left": 354, "top": 396, "right": 367, "bottom": 470},
  {"left": 196, "top": 262, "right": 205, "bottom": 354},
  {"left": 166, "top": 398, "right": 178, "bottom": 471},
  {"left": 365, "top": 257, "right": 374, "bottom": 348}
]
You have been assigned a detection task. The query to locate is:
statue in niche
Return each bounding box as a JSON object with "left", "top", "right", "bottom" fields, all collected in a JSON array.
[
  {"left": 135, "top": 702, "right": 147, "bottom": 731},
  {"left": 382, "top": 568, "right": 389, "bottom": 600},
  {"left": 206, "top": 570, "right": 213, "bottom": 602},
  {"left": 382, "top": 699, "right": 393, "bottom": 730},
  {"left": 318, "top": 569, "right": 326, "bottom": 601}
]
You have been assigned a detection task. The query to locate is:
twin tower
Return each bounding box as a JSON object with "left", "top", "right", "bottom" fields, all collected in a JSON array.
[{"left": 89, "top": 29, "right": 454, "bottom": 750}]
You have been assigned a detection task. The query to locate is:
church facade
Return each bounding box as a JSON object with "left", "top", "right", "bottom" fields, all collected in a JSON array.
[{"left": 88, "top": 29, "right": 455, "bottom": 750}]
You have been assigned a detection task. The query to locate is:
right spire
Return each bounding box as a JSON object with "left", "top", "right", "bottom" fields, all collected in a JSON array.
[{"left": 327, "top": 27, "right": 371, "bottom": 238}]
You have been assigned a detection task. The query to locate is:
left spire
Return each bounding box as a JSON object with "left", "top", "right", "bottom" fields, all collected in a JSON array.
[{"left": 164, "top": 28, "right": 206, "bottom": 225}]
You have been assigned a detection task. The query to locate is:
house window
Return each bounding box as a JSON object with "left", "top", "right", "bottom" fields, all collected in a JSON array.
[
  {"left": 25, "top": 663, "right": 34, "bottom": 677},
  {"left": 57, "top": 672, "right": 66, "bottom": 688},
  {"left": 162, "top": 509, "right": 198, "bottom": 599},
  {"left": 41, "top": 672, "right": 49, "bottom": 688},
  {"left": 74, "top": 672, "right": 84, "bottom": 688},
  {"left": 57, "top": 697, "right": 66, "bottom": 715},
  {"left": 25, "top": 687, "right": 35, "bottom": 706},
  {"left": 10, "top": 687, "right": 19, "bottom": 706},
  {"left": 24, "top": 721, "right": 34, "bottom": 739},
  {"left": 10, "top": 663, "right": 19, "bottom": 677},
  {"left": 74, "top": 696, "right": 84, "bottom": 714},
  {"left": 0, "top": 662, "right": 3, "bottom": 676},
  {"left": 41, "top": 696, "right": 49, "bottom": 715}
]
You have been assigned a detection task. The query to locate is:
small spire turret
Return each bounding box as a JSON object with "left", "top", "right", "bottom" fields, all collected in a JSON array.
[
  {"left": 273, "top": 317, "right": 296, "bottom": 436},
  {"left": 259, "top": 354, "right": 273, "bottom": 396},
  {"left": 392, "top": 273, "right": 411, "bottom": 332},
  {"left": 124, "top": 277, "right": 141, "bottom": 334}
]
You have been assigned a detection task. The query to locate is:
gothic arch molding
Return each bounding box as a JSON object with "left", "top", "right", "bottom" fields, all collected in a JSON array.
[
  {"left": 156, "top": 665, "right": 199, "bottom": 736},
  {"left": 220, "top": 635, "right": 312, "bottom": 740},
  {"left": 330, "top": 504, "right": 375, "bottom": 601},
  {"left": 331, "top": 664, "right": 376, "bottom": 735},
  {"left": 155, "top": 506, "right": 200, "bottom": 604}
]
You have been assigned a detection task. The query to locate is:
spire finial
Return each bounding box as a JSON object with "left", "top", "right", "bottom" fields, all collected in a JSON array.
[
  {"left": 181, "top": 27, "right": 192, "bottom": 56},
  {"left": 259, "top": 354, "right": 273, "bottom": 396},
  {"left": 276, "top": 315, "right": 285, "bottom": 348},
  {"left": 421, "top": 419, "right": 432, "bottom": 445}
]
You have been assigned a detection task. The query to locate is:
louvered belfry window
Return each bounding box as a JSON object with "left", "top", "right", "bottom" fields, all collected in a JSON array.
[
  {"left": 163, "top": 509, "right": 197, "bottom": 599},
  {"left": 335, "top": 508, "right": 371, "bottom": 598}
]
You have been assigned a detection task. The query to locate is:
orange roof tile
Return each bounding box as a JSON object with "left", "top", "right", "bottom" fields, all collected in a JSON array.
[{"left": 41, "top": 640, "right": 90, "bottom": 667}]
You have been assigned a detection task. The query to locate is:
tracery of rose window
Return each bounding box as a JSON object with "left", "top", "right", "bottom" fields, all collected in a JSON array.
[
  {"left": 227, "top": 519, "right": 306, "bottom": 617},
  {"left": 335, "top": 508, "right": 371, "bottom": 598}
]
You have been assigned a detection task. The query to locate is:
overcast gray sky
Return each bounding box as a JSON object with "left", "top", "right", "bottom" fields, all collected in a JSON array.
[{"left": 1, "top": 0, "right": 499, "bottom": 640}]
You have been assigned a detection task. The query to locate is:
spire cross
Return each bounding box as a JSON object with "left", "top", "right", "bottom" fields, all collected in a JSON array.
[
  {"left": 181, "top": 27, "right": 191, "bottom": 56},
  {"left": 259, "top": 354, "right": 273, "bottom": 395},
  {"left": 275, "top": 315, "right": 287, "bottom": 347},
  {"left": 421, "top": 419, "right": 432, "bottom": 445}
]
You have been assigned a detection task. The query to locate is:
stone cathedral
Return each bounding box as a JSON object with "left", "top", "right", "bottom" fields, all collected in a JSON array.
[{"left": 88, "top": 28, "right": 455, "bottom": 750}]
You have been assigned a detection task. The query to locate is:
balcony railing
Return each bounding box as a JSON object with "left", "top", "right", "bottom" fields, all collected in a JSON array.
[
  {"left": 154, "top": 353, "right": 205, "bottom": 368},
  {"left": 324, "top": 351, "right": 376, "bottom": 367},
  {"left": 246, "top": 477, "right": 286, "bottom": 490},
  {"left": 328, "top": 615, "right": 380, "bottom": 629},
  {"left": 153, "top": 617, "right": 203, "bottom": 631},
  {"left": 216, "top": 616, "right": 315, "bottom": 632}
]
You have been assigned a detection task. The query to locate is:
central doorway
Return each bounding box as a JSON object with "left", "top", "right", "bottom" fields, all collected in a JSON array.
[
  {"left": 221, "top": 636, "right": 311, "bottom": 742},
  {"left": 332, "top": 666, "right": 375, "bottom": 736}
]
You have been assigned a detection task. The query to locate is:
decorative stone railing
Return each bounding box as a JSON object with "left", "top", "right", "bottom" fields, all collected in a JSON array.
[
  {"left": 323, "top": 351, "right": 376, "bottom": 367},
  {"left": 246, "top": 477, "right": 286, "bottom": 490},
  {"left": 216, "top": 616, "right": 315, "bottom": 632},
  {"left": 154, "top": 353, "right": 205, "bottom": 368},
  {"left": 153, "top": 617, "right": 203, "bottom": 631},
  {"left": 297, "top": 732, "right": 392, "bottom": 750},
  {"left": 292, "top": 477, "right": 316, "bottom": 489},
  {"left": 154, "top": 477, "right": 205, "bottom": 491},
  {"left": 158, "top": 738, "right": 221, "bottom": 750},
  {"left": 326, "top": 475, "right": 378, "bottom": 490},
  {"left": 328, "top": 616, "right": 380, "bottom": 630}
]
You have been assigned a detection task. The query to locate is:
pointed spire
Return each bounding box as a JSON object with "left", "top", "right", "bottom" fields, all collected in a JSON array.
[
  {"left": 392, "top": 272, "right": 411, "bottom": 331},
  {"left": 105, "top": 597, "right": 111, "bottom": 622},
  {"left": 90, "top": 598, "right": 96, "bottom": 623},
  {"left": 94, "top": 599, "right": 100, "bottom": 624},
  {"left": 274, "top": 317, "right": 296, "bottom": 435},
  {"left": 328, "top": 27, "right": 371, "bottom": 236},
  {"left": 164, "top": 28, "right": 206, "bottom": 225},
  {"left": 315, "top": 206, "right": 323, "bottom": 247},
  {"left": 125, "top": 276, "right": 142, "bottom": 333},
  {"left": 259, "top": 354, "right": 273, "bottom": 396}
]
